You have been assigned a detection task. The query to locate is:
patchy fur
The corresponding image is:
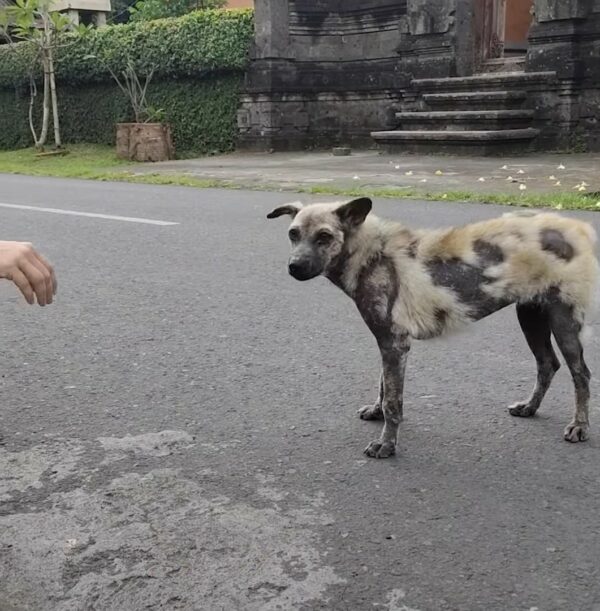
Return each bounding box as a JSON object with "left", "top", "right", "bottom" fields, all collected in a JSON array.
[{"left": 268, "top": 199, "right": 598, "bottom": 459}]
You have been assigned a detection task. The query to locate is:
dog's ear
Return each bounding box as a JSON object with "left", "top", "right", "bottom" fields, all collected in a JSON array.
[
  {"left": 267, "top": 202, "right": 303, "bottom": 219},
  {"left": 335, "top": 197, "right": 372, "bottom": 227}
]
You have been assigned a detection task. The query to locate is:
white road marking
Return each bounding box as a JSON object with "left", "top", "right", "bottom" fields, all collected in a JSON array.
[{"left": 0, "top": 202, "right": 179, "bottom": 226}]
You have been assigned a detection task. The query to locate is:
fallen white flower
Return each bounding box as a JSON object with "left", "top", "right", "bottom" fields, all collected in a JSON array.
[
  {"left": 501, "top": 165, "right": 509, "bottom": 170},
  {"left": 555, "top": 204, "right": 564, "bottom": 210},
  {"left": 558, "top": 164, "right": 566, "bottom": 169},
  {"left": 517, "top": 169, "right": 525, "bottom": 174},
  {"left": 353, "top": 175, "right": 360, "bottom": 180},
  {"left": 394, "top": 165, "right": 400, "bottom": 170},
  {"left": 519, "top": 184, "right": 527, "bottom": 191},
  {"left": 420, "top": 179, "right": 428, "bottom": 183},
  {"left": 405, "top": 170, "right": 413, "bottom": 176},
  {"left": 435, "top": 170, "right": 443, "bottom": 176},
  {"left": 478, "top": 177, "right": 486, "bottom": 182},
  {"left": 554, "top": 181, "right": 562, "bottom": 186},
  {"left": 549, "top": 175, "right": 556, "bottom": 180},
  {"left": 506, "top": 176, "right": 513, "bottom": 181}
]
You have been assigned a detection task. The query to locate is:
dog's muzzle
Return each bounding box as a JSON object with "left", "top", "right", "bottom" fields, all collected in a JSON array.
[{"left": 288, "top": 260, "right": 319, "bottom": 281}]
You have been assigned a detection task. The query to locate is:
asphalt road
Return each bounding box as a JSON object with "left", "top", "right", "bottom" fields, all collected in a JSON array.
[{"left": 0, "top": 175, "right": 599, "bottom": 611}]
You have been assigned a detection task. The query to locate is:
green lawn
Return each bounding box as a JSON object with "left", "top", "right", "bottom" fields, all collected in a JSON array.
[
  {"left": 0, "top": 145, "right": 132, "bottom": 178},
  {"left": 0, "top": 145, "right": 223, "bottom": 188},
  {"left": 305, "top": 185, "right": 600, "bottom": 212},
  {"left": 1, "top": 145, "right": 599, "bottom": 211}
]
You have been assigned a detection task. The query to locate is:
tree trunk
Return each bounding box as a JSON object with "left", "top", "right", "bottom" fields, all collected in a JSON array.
[
  {"left": 47, "top": 45, "right": 61, "bottom": 148},
  {"left": 28, "top": 78, "right": 41, "bottom": 148},
  {"left": 38, "top": 54, "right": 51, "bottom": 148}
]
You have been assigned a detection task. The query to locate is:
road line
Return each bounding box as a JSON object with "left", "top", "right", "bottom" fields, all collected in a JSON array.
[{"left": 0, "top": 202, "right": 179, "bottom": 226}]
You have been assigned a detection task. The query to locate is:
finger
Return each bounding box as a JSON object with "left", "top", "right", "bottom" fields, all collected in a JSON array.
[
  {"left": 18, "top": 260, "right": 48, "bottom": 306},
  {"left": 27, "top": 253, "right": 54, "bottom": 305},
  {"left": 8, "top": 268, "right": 35, "bottom": 305},
  {"left": 31, "top": 251, "right": 57, "bottom": 295}
]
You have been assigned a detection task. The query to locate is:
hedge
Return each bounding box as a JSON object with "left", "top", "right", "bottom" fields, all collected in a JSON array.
[
  {"left": 0, "top": 9, "right": 254, "bottom": 87},
  {"left": 0, "top": 9, "right": 253, "bottom": 155},
  {"left": 0, "top": 74, "right": 244, "bottom": 154}
]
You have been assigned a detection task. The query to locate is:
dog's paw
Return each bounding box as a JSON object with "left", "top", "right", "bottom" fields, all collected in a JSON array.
[
  {"left": 363, "top": 440, "right": 395, "bottom": 459},
  {"left": 357, "top": 403, "right": 384, "bottom": 421},
  {"left": 508, "top": 401, "right": 538, "bottom": 418},
  {"left": 563, "top": 421, "right": 589, "bottom": 443}
]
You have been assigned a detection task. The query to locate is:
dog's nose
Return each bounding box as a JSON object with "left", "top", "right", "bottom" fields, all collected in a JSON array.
[{"left": 288, "top": 262, "right": 302, "bottom": 276}]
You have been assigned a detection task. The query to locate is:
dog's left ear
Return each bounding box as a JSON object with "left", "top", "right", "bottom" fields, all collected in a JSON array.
[
  {"left": 335, "top": 197, "right": 372, "bottom": 227},
  {"left": 267, "top": 202, "right": 303, "bottom": 219}
]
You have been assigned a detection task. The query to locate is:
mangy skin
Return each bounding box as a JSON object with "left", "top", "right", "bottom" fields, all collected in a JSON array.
[{"left": 268, "top": 199, "right": 599, "bottom": 459}]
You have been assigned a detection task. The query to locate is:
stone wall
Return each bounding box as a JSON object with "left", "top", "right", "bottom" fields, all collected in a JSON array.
[
  {"left": 239, "top": 0, "right": 600, "bottom": 152},
  {"left": 239, "top": 0, "right": 461, "bottom": 150},
  {"left": 527, "top": 0, "right": 600, "bottom": 150}
]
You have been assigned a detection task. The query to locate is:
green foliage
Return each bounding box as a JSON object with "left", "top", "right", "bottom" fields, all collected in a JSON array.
[
  {"left": 110, "top": 0, "right": 136, "bottom": 24},
  {"left": 0, "top": 74, "right": 244, "bottom": 156},
  {"left": 0, "top": 9, "right": 253, "bottom": 155},
  {"left": 0, "top": 88, "right": 31, "bottom": 149},
  {"left": 130, "top": 0, "right": 226, "bottom": 22},
  {"left": 0, "top": 0, "right": 75, "bottom": 43},
  {"left": 0, "top": 9, "right": 254, "bottom": 87}
]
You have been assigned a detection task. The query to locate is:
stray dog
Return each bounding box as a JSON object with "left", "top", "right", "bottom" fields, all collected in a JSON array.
[{"left": 267, "top": 198, "right": 598, "bottom": 459}]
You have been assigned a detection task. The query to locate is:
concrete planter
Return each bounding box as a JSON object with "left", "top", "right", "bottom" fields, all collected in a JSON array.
[{"left": 116, "top": 123, "right": 175, "bottom": 162}]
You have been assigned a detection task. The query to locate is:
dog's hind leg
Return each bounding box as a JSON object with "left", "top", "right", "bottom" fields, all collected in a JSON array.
[
  {"left": 509, "top": 303, "right": 561, "bottom": 418},
  {"left": 548, "top": 302, "right": 591, "bottom": 442},
  {"left": 357, "top": 372, "right": 384, "bottom": 420}
]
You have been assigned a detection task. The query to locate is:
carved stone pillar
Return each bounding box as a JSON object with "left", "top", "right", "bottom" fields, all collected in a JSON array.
[
  {"left": 237, "top": 0, "right": 294, "bottom": 151},
  {"left": 395, "top": 0, "right": 460, "bottom": 79},
  {"left": 238, "top": 0, "right": 410, "bottom": 151},
  {"left": 253, "top": 0, "right": 290, "bottom": 60},
  {"left": 527, "top": 0, "right": 590, "bottom": 78},
  {"left": 526, "top": 0, "right": 594, "bottom": 149}
]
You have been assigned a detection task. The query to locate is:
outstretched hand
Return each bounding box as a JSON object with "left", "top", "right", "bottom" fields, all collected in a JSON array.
[{"left": 0, "top": 241, "right": 57, "bottom": 306}]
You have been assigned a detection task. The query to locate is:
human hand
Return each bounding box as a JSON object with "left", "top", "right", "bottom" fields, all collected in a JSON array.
[{"left": 0, "top": 241, "right": 57, "bottom": 306}]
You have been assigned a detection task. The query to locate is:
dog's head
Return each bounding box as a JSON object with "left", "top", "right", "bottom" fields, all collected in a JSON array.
[{"left": 267, "top": 197, "right": 372, "bottom": 281}]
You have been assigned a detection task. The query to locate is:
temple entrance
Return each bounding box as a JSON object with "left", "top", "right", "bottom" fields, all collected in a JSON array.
[{"left": 475, "top": 0, "right": 534, "bottom": 71}]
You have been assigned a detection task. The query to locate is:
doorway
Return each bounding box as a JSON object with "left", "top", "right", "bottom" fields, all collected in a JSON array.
[{"left": 475, "top": 0, "right": 534, "bottom": 70}]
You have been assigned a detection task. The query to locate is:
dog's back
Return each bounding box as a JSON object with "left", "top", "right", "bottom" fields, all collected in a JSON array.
[{"left": 413, "top": 212, "right": 598, "bottom": 319}]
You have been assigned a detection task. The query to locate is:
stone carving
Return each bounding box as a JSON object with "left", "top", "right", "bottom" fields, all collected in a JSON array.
[
  {"left": 407, "top": 0, "right": 454, "bottom": 34},
  {"left": 535, "top": 0, "right": 588, "bottom": 21}
]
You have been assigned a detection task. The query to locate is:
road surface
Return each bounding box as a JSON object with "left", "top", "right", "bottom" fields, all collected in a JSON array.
[{"left": 0, "top": 175, "right": 599, "bottom": 611}]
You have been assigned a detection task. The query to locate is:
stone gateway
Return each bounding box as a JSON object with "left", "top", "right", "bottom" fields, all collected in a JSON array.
[{"left": 238, "top": 0, "right": 600, "bottom": 154}]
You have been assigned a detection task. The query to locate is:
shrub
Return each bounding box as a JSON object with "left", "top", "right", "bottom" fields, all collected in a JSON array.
[
  {"left": 0, "top": 9, "right": 254, "bottom": 154},
  {"left": 0, "top": 74, "right": 244, "bottom": 155},
  {"left": 129, "top": 0, "right": 227, "bottom": 23}
]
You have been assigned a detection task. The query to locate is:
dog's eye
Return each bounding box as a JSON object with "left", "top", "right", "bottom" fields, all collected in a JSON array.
[
  {"left": 316, "top": 231, "right": 334, "bottom": 245},
  {"left": 288, "top": 227, "right": 301, "bottom": 242}
]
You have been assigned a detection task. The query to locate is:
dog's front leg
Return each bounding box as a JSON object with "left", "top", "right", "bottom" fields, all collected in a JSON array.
[
  {"left": 364, "top": 334, "right": 410, "bottom": 459},
  {"left": 357, "top": 371, "right": 384, "bottom": 420}
]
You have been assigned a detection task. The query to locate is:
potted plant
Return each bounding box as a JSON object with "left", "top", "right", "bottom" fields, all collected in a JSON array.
[{"left": 97, "top": 58, "right": 174, "bottom": 162}]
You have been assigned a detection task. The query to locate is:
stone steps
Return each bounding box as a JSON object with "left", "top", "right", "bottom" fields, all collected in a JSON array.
[
  {"left": 422, "top": 90, "right": 528, "bottom": 110},
  {"left": 371, "top": 128, "right": 540, "bottom": 156},
  {"left": 480, "top": 56, "right": 526, "bottom": 73},
  {"left": 412, "top": 71, "right": 556, "bottom": 93},
  {"left": 394, "top": 109, "right": 535, "bottom": 131},
  {"left": 371, "top": 70, "right": 557, "bottom": 155}
]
